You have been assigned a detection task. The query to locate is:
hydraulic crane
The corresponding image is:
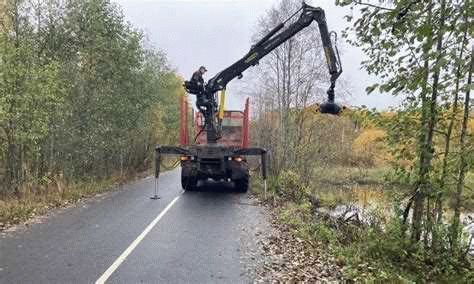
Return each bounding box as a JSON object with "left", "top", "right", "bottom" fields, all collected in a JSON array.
[
  {"left": 184, "top": 1, "right": 343, "bottom": 144},
  {"left": 152, "top": 1, "right": 343, "bottom": 197}
]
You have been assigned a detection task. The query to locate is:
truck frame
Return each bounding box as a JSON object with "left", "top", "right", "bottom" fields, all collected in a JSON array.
[{"left": 173, "top": 96, "right": 264, "bottom": 192}]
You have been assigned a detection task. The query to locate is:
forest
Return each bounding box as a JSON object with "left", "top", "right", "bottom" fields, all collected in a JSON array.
[{"left": 0, "top": 0, "right": 181, "bottom": 224}]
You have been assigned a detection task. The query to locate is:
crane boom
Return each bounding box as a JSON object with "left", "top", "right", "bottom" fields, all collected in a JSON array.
[
  {"left": 184, "top": 2, "right": 343, "bottom": 144},
  {"left": 207, "top": 4, "right": 341, "bottom": 94}
]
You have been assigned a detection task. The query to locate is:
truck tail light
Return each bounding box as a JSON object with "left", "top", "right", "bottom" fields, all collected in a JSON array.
[{"left": 233, "top": 156, "right": 243, "bottom": 162}]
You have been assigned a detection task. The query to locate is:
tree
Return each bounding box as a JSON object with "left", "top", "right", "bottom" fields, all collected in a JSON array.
[
  {"left": 450, "top": 46, "right": 472, "bottom": 252},
  {"left": 337, "top": 0, "right": 472, "bottom": 253},
  {"left": 248, "top": 0, "right": 333, "bottom": 173},
  {"left": 0, "top": 0, "right": 181, "bottom": 194},
  {"left": 0, "top": 0, "right": 63, "bottom": 193}
]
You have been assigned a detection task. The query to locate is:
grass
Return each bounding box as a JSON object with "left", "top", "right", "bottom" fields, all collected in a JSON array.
[
  {"left": 310, "top": 166, "right": 397, "bottom": 210},
  {"left": 313, "top": 166, "right": 389, "bottom": 186},
  {"left": 0, "top": 175, "right": 133, "bottom": 230},
  {"left": 250, "top": 166, "right": 474, "bottom": 282}
]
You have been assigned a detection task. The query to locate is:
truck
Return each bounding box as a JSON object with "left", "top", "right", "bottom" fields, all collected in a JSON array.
[
  {"left": 152, "top": 1, "right": 342, "bottom": 196},
  {"left": 178, "top": 95, "right": 255, "bottom": 192}
]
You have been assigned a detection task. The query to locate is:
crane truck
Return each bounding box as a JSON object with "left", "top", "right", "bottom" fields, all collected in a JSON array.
[{"left": 153, "top": 1, "right": 343, "bottom": 195}]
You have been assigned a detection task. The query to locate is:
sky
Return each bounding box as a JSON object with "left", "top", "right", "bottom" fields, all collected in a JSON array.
[{"left": 113, "top": 0, "right": 402, "bottom": 110}]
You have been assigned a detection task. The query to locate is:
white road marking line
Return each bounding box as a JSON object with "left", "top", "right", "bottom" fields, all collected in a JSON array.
[{"left": 95, "top": 195, "right": 181, "bottom": 284}]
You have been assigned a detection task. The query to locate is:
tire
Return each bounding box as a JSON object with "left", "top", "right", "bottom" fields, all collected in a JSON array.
[
  {"left": 234, "top": 176, "right": 249, "bottom": 193},
  {"left": 181, "top": 174, "right": 198, "bottom": 191}
]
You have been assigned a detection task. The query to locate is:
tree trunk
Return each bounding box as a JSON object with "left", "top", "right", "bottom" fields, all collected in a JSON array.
[
  {"left": 412, "top": 1, "right": 433, "bottom": 242},
  {"left": 413, "top": 0, "right": 446, "bottom": 243},
  {"left": 450, "top": 46, "right": 472, "bottom": 252},
  {"left": 433, "top": 12, "right": 469, "bottom": 250}
]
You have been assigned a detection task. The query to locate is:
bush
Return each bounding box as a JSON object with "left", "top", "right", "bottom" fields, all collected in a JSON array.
[
  {"left": 277, "top": 170, "right": 311, "bottom": 203},
  {"left": 274, "top": 187, "right": 473, "bottom": 282}
]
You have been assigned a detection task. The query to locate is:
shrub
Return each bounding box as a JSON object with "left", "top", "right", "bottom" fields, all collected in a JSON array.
[{"left": 278, "top": 170, "right": 311, "bottom": 203}]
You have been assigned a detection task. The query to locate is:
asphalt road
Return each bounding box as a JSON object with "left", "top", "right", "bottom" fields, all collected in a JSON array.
[{"left": 0, "top": 169, "right": 269, "bottom": 283}]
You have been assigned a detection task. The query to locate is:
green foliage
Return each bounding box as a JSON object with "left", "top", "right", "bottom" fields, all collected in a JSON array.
[
  {"left": 337, "top": 0, "right": 473, "bottom": 254},
  {"left": 251, "top": 152, "right": 473, "bottom": 281},
  {"left": 276, "top": 198, "right": 473, "bottom": 282},
  {"left": 0, "top": 0, "right": 181, "bottom": 194},
  {"left": 279, "top": 200, "right": 312, "bottom": 228},
  {"left": 250, "top": 0, "right": 473, "bottom": 281},
  {"left": 277, "top": 170, "right": 311, "bottom": 203},
  {"left": 336, "top": 217, "right": 473, "bottom": 282}
]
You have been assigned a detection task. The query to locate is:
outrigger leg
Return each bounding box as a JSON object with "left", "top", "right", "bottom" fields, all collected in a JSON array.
[{"left": 151, "top": 147, "right": 161, "bottom": 199}]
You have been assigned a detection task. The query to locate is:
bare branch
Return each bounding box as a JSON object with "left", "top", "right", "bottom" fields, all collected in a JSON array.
[{"left": 352, "top": 0, "right": 394, "bottom": 11}]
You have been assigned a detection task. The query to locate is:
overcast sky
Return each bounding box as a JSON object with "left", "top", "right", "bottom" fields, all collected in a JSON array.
[{"left": 113, "top": 0, "right": 401, "bottom": 110}]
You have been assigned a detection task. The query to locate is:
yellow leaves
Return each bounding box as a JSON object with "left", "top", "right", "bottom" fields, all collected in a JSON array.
[
  {"left": 380, "top": 111, "right": 396, "bottom": 119},
  {"left": 352, "top": 128, "right": 389, "bottom": 166},
  {"left": 353, "top": 128, "right": 386, "bottom": 149}
]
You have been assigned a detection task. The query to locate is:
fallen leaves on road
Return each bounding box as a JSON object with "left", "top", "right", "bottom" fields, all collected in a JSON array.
[{"left": 255, "top": 207, "right": 344, "bottom": 283}]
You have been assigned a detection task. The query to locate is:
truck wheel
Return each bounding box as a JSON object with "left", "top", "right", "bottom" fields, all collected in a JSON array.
[
  {"left": 234, "top": 176, "right": 249, "bottom": 193},
  {"left": 182, "top": 175, "right": 198, "bottom": 191}
]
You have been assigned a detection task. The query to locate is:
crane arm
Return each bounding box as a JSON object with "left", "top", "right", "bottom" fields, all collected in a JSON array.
[
  {"left": 205, "top": 3, "right": 342, "bottom": 98},
  {"left": 183, "top": 2, "right": 344, "bottom": 144}
]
